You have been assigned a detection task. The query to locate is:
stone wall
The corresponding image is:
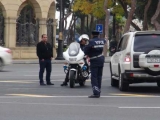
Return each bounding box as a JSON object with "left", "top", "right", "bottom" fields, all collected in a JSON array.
[{"left": 0, "top": 0, "right": 57, "bottom": 59}]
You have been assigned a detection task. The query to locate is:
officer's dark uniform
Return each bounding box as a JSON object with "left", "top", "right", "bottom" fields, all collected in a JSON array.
[
  {"left": 84, "top": 31, "right": 106, "bottom": 98},
  {"left": 36, "top": 41, "right": 54, "bottom": 85}
]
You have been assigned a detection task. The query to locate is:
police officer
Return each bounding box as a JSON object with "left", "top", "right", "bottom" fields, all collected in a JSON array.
[
  {"left": 36, "top": 34, "right": 54, "bottom": 86},
  {"left": 84, "top": 31, "right": 106, "bottom": 98}
]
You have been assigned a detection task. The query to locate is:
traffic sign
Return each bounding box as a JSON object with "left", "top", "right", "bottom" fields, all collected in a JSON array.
[{"left": 96, "top": 24, "right": 103, "bottom": 34}]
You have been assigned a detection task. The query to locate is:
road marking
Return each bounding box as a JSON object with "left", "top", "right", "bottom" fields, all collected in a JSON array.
[
  {"left": 119, "top": 107, "right": 160, "bottom": 109},
  {"left": 5, "top": 94, "right": 160, "bottom": 98},
  {"left": 0, "top": 81, "right": 35, "bottom": 83},
  {"left": 24, "top": 75, "right": 65, "bottom": 76},
  {"left": 111, "top": 93, "right": 153, "bottom": 97},
  {"left": 0, "top": 80, "right": 64, "bottom": 83},
  {"left": 0, "top": 101, "right": 113, "bottom": 107},
  {"left": 7, "top": 94, "right": 53, "bottom": 98},
  {"left": 0, "top": 79, "right": 91, "bottom": 83}
]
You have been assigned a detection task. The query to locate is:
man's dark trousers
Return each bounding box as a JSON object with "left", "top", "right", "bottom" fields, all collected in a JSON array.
[
  {"left": 39, "top": 59, "right": 52, "bottom": 84},
  {"left": 90, "top": 66, "right": 103, "bottom": 95}
]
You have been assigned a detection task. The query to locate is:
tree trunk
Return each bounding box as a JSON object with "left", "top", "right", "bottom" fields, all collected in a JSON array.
[
  {"left": 151, "top": 0, "right": 160, "bottom": 30},
  {"left": 67, "top": 15, "right": 74, "bottom": 45},
  {"left": 131, "top": 22, "right": 141, "bottom": 31},
  {"left": 123, "top": 0, "right": 137, "bottom": 33},
  {"left": 80, "top": 15, "right": 85, "bottom": 34},
  {"left": 143, "top": 0, "right": 151, "bottom": 30},
  {"left": 89, "top": 15, "right": 94, "bottom": 37},
  {"left": 118, "top": 0, "right": 141, "bottom": 31},
  {"left": 103, "top": 0, "right": 109, "bottom": 57}
]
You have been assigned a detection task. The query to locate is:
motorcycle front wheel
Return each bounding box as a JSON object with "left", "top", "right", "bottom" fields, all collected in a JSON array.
[{"left": 69, "top": 70, "right": 76, "bottom": 88}]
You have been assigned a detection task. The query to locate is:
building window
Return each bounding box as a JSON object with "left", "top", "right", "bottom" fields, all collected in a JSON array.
[{"left": 16, "top": 5, "right": 39, "bottom": 46}]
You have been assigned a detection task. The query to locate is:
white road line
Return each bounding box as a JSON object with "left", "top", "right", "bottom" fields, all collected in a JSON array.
[
  {"left": 15, "top": 71, "right": 63, "bottom": 73},
  {"left": 0, "top": 81, "right": 34, "bottom": 83},
  {"left": 0, "top": 79, "right": 91, "bottom": 82},
  {"left": 119, "top": 107, "right": 160, "bottom": 109},
  {"left": 0, "top": 102, "right": 113, "bottom": 107},
  {"left": 24, "top": 75, "right": 65, "bottom": 76}
]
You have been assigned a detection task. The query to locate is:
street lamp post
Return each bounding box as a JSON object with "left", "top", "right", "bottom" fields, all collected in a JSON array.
[{"left": 55, "top": 0, "right": 64, "bottom": 60}]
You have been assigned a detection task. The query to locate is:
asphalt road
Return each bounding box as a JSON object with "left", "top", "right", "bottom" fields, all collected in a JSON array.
[{"left": 0, "top": 63, "right": 160, "bottom": 120}]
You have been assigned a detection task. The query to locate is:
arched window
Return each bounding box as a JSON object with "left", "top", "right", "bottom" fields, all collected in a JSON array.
[
  {"left": 16, "top": 5, "right": 39, "bottom": 46},
  {"left": 0, "top": 7, "right": 4, "bottom": 46}
]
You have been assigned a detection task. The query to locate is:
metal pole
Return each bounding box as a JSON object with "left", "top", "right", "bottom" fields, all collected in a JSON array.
[{"left": 55, "top": 0, "right": 64, "bottom": 60}]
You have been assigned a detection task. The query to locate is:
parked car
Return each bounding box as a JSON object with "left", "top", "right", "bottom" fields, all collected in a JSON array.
[
  {"left": 0, "top": 46, "right": 12, "bottom": 71},
  {"left": 110, "top": 31, "right": 160, "bottom": 91}
]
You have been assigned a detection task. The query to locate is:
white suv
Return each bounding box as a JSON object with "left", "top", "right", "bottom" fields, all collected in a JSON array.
[{"left": 110, "top": 31, "right": 160, "bottom": 91}]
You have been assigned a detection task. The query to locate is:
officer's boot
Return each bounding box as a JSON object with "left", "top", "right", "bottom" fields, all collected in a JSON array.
[{"left": 61, "top": 73, "right": 69, "bottom": 86}]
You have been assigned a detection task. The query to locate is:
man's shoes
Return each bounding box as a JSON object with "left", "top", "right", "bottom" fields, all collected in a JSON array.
[
  {"left": 40, "top": 83, "right": 46, "bottom": 86},
  {"left": 61, "top": 82, "right": 68, "bottom": 86},
  {"left": 88, "top": 95, "right": 100, "bottom": 98},
  {"left": 47, "top": 82, "right": 54, "bottom": 85}
]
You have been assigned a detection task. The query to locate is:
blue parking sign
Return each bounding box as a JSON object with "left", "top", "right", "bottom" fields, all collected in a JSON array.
[{"left": 96, "top": 24, "right": 103, "bottom": 34}]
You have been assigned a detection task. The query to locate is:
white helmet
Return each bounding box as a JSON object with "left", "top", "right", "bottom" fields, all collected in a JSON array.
[{"left": 78, "top": 34, "right": 89, "bottom": 42}]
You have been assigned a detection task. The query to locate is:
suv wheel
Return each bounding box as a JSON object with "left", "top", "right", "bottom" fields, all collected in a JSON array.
[
  {"left": 118, "top": 66, "right": 129, "bottom": 91},
  {"left": 110, "top": 63, "right": 118, "bottom": 87}
]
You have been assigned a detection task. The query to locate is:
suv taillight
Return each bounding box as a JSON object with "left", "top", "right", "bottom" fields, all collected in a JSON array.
[
  {"left": 124, "top": 53, "right": 131, "bottom": 62},
  {"left": 125, "top": 56, "right": 131, "bottom": 62}
]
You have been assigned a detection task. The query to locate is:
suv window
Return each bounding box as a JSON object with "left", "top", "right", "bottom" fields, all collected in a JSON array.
[
  {"left": 134, "top": 34, "right": 160, "bottom": 52},
  {"left": 118, "top": 35, "right": 129, "bottom": 51}
]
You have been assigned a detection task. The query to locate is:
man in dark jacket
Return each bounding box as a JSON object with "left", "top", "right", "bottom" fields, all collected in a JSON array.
[
  {"left": 36, "top": 34, "right": 54, "bottom": 86},
  {"left": 84, "top": 31, "right": 106, "bottom": 98}
]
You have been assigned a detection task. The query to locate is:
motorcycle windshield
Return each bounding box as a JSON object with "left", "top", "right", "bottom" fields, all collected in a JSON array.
[{"left": 68, "top": 42, "right": 80, "bottom": 56}]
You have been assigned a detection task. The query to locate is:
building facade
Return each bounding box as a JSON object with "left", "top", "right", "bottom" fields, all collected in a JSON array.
[{"left": 0, "top": 0, "right": 57, "bottom": 59}]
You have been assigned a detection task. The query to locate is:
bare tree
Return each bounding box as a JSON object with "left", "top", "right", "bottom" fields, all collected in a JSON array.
[
  {"left": 123, "top": 0, "right": 137, "bottom": 33},
  {"left": 103, "top": 0, "right": 110, "bottom": 57},
  {"left": 118, "top": 0, "right": 141, "bottom": 31},
  {"left": 151, "top": 0, "right": 160, "bottom": 30},
  {"left": 143, "top": 0, "right": 152, "bottom": 30}
]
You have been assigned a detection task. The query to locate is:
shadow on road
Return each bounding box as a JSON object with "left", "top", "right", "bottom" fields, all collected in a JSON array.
[
  {"left": 0, "top": 70, "right": 11, "bottom": 72},
  {"left": 128, "top": 86, "right": 160, "bottom": 94}
]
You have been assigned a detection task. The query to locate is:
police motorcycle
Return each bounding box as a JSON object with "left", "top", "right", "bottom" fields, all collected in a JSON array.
[{"left": 63, "top": 39, "right": 90, "bottom": 88}]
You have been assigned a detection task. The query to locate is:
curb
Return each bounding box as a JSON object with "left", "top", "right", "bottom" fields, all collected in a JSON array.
[{"left": 12, "top": 57, "right": 111, "bottom": 64}]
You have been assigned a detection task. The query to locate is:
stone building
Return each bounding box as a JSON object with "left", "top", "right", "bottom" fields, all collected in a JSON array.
[{"left": 0, "top": 0, "right": 57, "bottom": 59}]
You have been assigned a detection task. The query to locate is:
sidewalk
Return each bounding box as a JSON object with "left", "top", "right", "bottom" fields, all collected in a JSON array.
[{"left": 12, "top": 57, "right": 111, "bottom": 64}]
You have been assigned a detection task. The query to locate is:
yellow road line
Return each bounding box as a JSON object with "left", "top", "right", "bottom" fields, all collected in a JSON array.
[
  {"left": 6, "top": 94, "right": 53, "bottom": 98},
  {"left": 111, "top": 93, "right": 153, "bottom": 97}
]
